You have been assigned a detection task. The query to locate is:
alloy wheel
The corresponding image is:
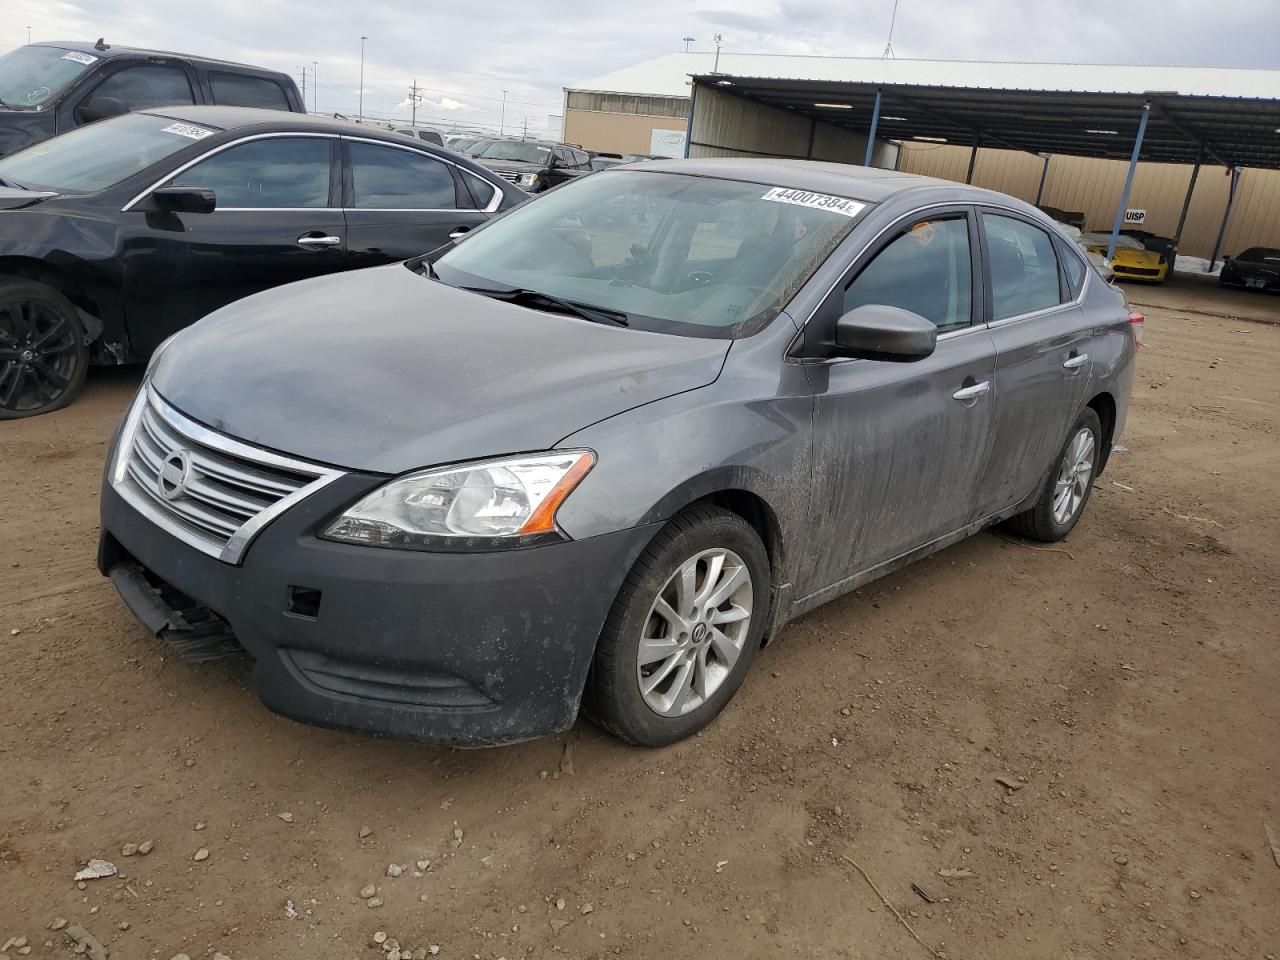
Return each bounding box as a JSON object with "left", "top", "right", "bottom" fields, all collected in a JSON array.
[
  {"left": 637, "top": 547, "right": 754, "bottom": 717},
  {"left": 0, "top": 299, "right": 81, "bottom": 414},
  {"left": 1052, "top": 426, "right": 1095, "bottom": 526}
]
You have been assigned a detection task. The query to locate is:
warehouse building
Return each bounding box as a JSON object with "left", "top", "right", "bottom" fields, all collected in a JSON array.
[{"left": 564, "top": 53, "right": 1280, "bottom": 261}]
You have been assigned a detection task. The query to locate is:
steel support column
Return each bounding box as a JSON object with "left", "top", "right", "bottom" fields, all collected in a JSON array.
[
  {"left": 863, "top": 89, "right": 882, "bottom": 167},
  {"left": 682, "top": 82, "right": 698, "bottom": 159},
  {"left": 1171, "top": 151, "right": 1202, "bottom": 271},
  {"left": 806, "top": 116, "right": 817, "bottom": 160},
  {"left": 1034, "top": 154, "right": 1051, "bottom": 205},
  {"left": 964, "top": 135, "right": 981, "bottom": 184},
  {"left": 1209, "top": 167, "right": 1242, "bottom": 271},
  {"left": 1106, "top": 103, "right": 1150, "bottom": 262}
]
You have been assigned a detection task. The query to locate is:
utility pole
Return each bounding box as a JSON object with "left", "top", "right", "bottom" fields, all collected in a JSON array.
[
  {"left": 682, "top": 36, "right": 695, "bottom": 52},
  {"left": 521, "top": 116, "right": 528, "bottom": 140},
  {"left": 358, "top": 35, "right": 368, "bottom": 122},
  {"left": 408, "top": 78, "right": 422, "bottom": 127},
  {"left": 312, "top": 61, "right": 318, "bottom": 114},
  {"left": 500, "top": 90, "right": 508, "bottom": 136},
  {"left": 712, "top": 34, "right": 723, "bottom": 73},
  {"left": 300, "top": 67, "right": 307, "bottom": 108}
]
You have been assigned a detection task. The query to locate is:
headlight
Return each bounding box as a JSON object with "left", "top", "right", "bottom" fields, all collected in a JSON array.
[
  {"left": 517, "top": 172, "right": 540, "bottom": 188},
  {"left": 323, "top": 451, "right": 594, "bottom": 551}
]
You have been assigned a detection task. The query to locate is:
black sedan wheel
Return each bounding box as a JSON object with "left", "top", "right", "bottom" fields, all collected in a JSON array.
[{"left": 0, "top": 277, "right": 88, "bottom": 420}]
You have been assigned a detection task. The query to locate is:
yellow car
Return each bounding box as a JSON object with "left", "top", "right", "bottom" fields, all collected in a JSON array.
[{"left": 1083, "top": 234, "right": 1170, "bottom": 283}]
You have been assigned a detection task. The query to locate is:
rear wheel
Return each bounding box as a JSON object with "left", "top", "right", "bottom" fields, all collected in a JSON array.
[
  {"left": 0, "top": 277, "right": 88, "bottom": 420},
  {"left": 1006, "top": 407, "right": 1102, "bottom": 542},
  {"left": 584, "top": 505, "right": 770, "bottom": 746}
]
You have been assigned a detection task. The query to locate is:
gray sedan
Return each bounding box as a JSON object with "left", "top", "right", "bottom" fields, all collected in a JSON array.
[{"left": 99, "top": 159, "right": 1138, "bottom": 747}]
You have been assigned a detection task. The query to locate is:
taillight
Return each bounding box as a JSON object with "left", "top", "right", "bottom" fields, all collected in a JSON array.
[{"left": 1128, "top": 311, "right": 1145, "bottom": 348}]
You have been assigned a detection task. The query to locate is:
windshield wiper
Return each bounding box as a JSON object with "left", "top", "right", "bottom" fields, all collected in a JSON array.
[{"left": 464, "top": 286, "right": 630, "bottom": 327}]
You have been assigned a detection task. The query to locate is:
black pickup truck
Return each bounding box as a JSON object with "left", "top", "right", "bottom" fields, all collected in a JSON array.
[
  {"left": 469, "top": 139, "right": 593, "bottom": 193},
  {"left": 0, "top": 40, "right": 303, "bottom": 156}
]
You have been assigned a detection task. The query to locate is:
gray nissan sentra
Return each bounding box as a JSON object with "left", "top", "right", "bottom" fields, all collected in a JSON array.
[{"left": 98, "top": 159, "right": 1139, "bottom": 747}]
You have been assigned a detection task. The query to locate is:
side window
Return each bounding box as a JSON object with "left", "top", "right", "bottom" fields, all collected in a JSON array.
[
  {"left": 90, "top": 65, "right": 195, "bottom": 111},
  {"left": 349, "top": 142, "right": 458, "bottom": 209},
  {"left": 983, "top": 214, "right": 1064, "bottom": 321},
  {"left": 209, "top": 73, "right": 290, "bottom": 111},
  {"left": 552, "top": 147, "right": 572, "bottom": 167},
  {"left": 1058, "top": 240, "right": 1088, "bottom": 298},
  {"left": 173, "top": 138, "right": 332, "bottom": 208},
  {"left": 843, "top": 217, "right": 973, "bottom": 332},
  {"left": 462, "top": 171, "right": 497, "bottom": 209},
  {"left": 572, "top": 149, "right": 590, "bottom": 169}
]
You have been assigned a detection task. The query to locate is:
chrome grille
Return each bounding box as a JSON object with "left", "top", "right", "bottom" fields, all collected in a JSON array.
[
  {"left": 111, "top": 385, "right": 343, "bottom": 564},
  {"left": 495, "top": 171, "right": 520, "bottom": 183}
]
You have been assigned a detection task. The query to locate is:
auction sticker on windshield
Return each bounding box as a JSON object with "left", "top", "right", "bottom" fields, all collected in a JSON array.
[
  {"left": 62, "top": 51, "right": 99, "bottom": 65},
  {"left": 162, "top": 122, "right": 215, "bottom": 141},
  {"left": 762, "top": 187, "right": 865, "bottom": 218}
]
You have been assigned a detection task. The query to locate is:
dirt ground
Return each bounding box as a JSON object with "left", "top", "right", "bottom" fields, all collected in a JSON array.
[{"left": 1, "top": 274, "right": 1277, "bottom": 960}]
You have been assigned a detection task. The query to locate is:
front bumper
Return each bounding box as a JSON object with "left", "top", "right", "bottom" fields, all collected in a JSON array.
[{"left": 99, "top": 471, "right": 658, "bottom": 746}]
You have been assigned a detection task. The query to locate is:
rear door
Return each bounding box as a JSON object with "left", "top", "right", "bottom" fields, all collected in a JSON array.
[
  {"left": 973, "top": 209, "right": 1095, "bottom": 516},
  {"left": 121, "top": 133, "right": 344, "bottom": 353},
  {"left": 341, "top": 137, "right": 491, "bottom": 264},
  {"left": 800, "top": 208, "right": 997, "bottom": 594}
]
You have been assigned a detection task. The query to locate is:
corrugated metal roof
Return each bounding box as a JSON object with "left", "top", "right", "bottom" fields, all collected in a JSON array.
[{"left": 569, "top": 52, "right": 1280, "bottom": 101}]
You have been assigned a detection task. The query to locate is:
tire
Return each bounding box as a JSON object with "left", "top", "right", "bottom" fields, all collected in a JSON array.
[
  {"left": 584, "top": 505, "right": 771, "bottom": 747},
  {"left": 0, "top": 276, "right": 89, "bottom": 420},
  {"left": 1006, "top": 407, "right": 1103, "bottom": 542}
]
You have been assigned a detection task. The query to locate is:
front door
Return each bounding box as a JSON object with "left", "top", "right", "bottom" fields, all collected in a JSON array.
[
  {"left": 121, "top": 134, "right": 345, "bottom": 355},
  {"left": 342, "top": 139, "right": 489, "bottom": 265},
  {"left": 974, "top": 210, "right": 1094, "bottom": 515},
  {"left": 799, "top": 210, "right": 997, "bottom": 596}
]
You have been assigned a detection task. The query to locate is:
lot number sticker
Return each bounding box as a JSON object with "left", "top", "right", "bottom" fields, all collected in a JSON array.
[
  {"left": 761, "top": 187, "right": 865, "bottom": 218},
  {"left": 162, "top": 122, "right": 215, "bottom": 141},
  {"left": 62, "top": 51, "right": 99, "bottom": 65}
]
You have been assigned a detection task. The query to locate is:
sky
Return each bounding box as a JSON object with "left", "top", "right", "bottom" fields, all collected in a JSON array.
[{"left": 3, "top": 0, "right": 1278, "bottom": 138}]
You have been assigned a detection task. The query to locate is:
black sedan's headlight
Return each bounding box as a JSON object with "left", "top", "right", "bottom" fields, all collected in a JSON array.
[{"left": 323, "top": 451, "right": 594, "bottom": 551}]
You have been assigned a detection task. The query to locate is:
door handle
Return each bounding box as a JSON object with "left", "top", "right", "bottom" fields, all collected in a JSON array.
[
  {"left": 296, "top": 234, "right": 341, "bottom": 249},
  {"left": 952, "top": 381, "right": 991, "bottom": 402},
  {"left": 448, "top": 226, "right": 472, "bottom": 240},
  {"left": 1063, "top": 353, "right": 1089, "bottom": 370}
]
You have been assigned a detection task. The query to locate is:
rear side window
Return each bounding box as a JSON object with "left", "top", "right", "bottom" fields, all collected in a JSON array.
[
  {"left": 173, "top": 137, "right": 332, "bottom": 207},
  {"left": 983, "top": 214, "right": 1063, "bottom": 320},
  {"left": 209, "top": 72, "right": 290, "bottom": 111},
  {"left": 90, "top": 64, "right": 195, "bottom": 111},
  {"left": 843, "top": 216, "right": 973, "bottom": 333},
  {"left": 1059, "top": 240, "right": 1088, "bottom": 298},
  {"left": 349, "top": 142, "right": 458, "bottom": 209},
  {"left": 462, "top": 171, "right": 497, "bottom": 209}
]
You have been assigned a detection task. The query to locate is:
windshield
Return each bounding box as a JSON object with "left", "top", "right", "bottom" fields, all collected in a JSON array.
[
  {"left": 1239, "top": 247, "right": 1280, "bottom": 262},
  {"left": 474, "top": 141, "right": 552, "bottom": 164},
  {"left": 0, "top": 111, "right": 219, "bottom": 193},
  {"left": 0, "top": 45, "right": 98, "bottom": 111},
  {"left": 433, "top": 170, "right": 867, "bottom": 338}
]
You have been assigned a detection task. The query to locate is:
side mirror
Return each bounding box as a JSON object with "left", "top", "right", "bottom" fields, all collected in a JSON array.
[
  {"left": 152, "top": 185, "right": 217, "bottom": 214},
  {"left": 75, "top": 95, "right": 129, "bottom": 124},
  {"left": 833, "top": 304, "right": 937, "bottom": 362},
  {"left": 1221, "top": 254, "right": 1231, "bottom": 262}
]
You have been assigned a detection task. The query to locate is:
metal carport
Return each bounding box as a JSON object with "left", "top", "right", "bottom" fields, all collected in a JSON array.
[{"left": 684, "top": 58, "right": 1280, "bottom": 264}]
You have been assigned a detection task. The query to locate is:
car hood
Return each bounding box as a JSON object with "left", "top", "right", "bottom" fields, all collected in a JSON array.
[
  {"left": 1109, "top": 247, "right": 1162, "bottom": 267},
  {"left": 151, "top": 264, "right": 730, "bottom": 474}
]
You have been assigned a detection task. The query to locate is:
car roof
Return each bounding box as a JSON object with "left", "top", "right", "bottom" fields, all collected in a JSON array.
[
  {"left": 36, "top": 41, "right": 284, "bottom": 75},
  {"left": 631, "top": 157, "right": 1025, "bottom": 206},
  {"left": 140, "top": 105, "right": 402, "bottom": 136}
]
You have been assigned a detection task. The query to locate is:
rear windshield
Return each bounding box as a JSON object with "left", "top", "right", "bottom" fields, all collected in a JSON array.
[
  {"left": 0, "top": 45, "right": 97, "bottom": 111},
  {"left": 474, "top": 141, "right": 551, "bottom": 164},
  {"left": 0, "top": 111, "right": 220, "bottom": 193},
  {"left": 1239, "top": 247, "right": 1280, "bottom": 262}
]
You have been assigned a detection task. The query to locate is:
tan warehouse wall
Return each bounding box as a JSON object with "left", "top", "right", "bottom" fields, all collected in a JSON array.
[
  {"left": 564, "top": 108, "right": 688, "bottom": 155},
  {"left": 899, "top": 143, "right": 1280, "bottom": 260}
]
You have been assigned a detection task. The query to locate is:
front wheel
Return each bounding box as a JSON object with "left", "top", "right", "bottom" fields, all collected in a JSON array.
[
  {"left": 1006, "top": 407, "right": 1102, "bottom": 542},
  {"left": 0, "top": 277, "right": 89, "bottom": 420},
  {"left": 584, "top": 505, "right": 770, "bottom": 746}
]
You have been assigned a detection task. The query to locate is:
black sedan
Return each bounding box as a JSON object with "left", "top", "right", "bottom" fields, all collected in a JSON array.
[
  {"left": 0, "top": 106, "right": 526, "bottom": 418},
  {"left": 1220, "top": 247, "right": 1280, "bottom": 293}
]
